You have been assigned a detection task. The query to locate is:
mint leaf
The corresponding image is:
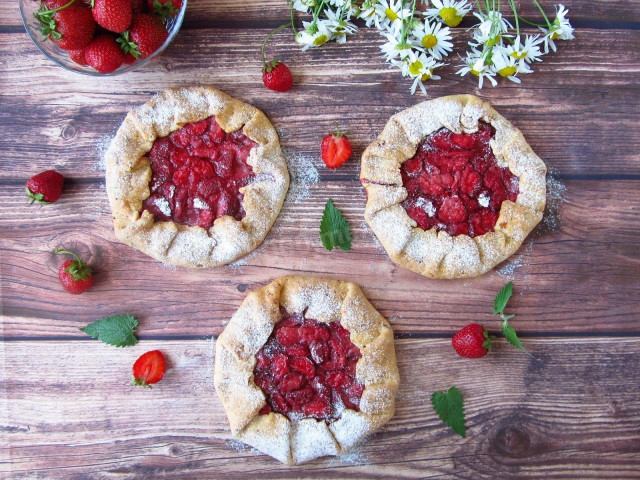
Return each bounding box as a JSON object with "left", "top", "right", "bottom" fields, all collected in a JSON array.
[
  {"left": 80, "top": 314, "right": 138, "bottom": 347},
  {"left": 431, "top": 386, "right": 466, "bottom": 438},
  {"left": 319, "top": 199, "right": 352, "bottom": 251},
  {"left": 501, "top": 321, "right": 530, "bottom": 356},
  {"left": 493, "top": 281, "right": 513, "bottom": 315}
]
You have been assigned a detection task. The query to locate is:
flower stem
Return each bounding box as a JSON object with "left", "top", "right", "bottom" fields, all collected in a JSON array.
[
  {"left": 508, "top": 0, "right": 519, "bottom": 36},
  {"left": 532, "top": 0, "right": 552, "bottom": 29},
  {"left": 261, "top": 23, "right": 292, "bottom": 67},
  {"left": 516, "top": 14, "right": 546, "bottom": 27}
]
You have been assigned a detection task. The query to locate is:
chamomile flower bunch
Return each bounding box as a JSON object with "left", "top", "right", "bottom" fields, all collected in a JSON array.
[
  {"left": 293, "top": 0, "right": 360, "bottom": 50},
  {"left": 456, "top": 0, "right": 574, "bottom": 87}
]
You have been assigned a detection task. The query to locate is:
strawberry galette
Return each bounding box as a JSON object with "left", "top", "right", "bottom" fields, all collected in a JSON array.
[
  {"left": 105, "top": 86, "right": 289, "bottom": 268},
  {"left": 361, "top": 94, "right": 547, "bottom": 279},
  {"left": 214, "top": 276, "right": 399, "bottom": 464}
]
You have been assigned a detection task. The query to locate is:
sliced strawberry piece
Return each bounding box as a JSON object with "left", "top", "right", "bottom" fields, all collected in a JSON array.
[{"left": 132, "top": 350, "right": 166, "bottom": 387}]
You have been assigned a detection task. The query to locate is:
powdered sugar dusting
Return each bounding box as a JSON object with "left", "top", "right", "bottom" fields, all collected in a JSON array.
[
  {"left": 95, "top": 133, "right": 116, "bottom": 172},
  {"left": 541, "top": 167, "right": 567, "bottom": 233},
  {"left": 497, "top": 239, "right": 533, "bottom": 279},
  {"left": 225, "top": 438, "right": 261, "bottom": 455},
  {"left": 284, "top": 150, "right": 319, "bottom": 204}
]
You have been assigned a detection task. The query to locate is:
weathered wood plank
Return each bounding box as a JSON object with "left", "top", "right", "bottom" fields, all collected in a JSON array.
[
  {"left": 3, "top": 0, "right": 640, "bottom": 27},
  {"left": 1, "top": 179, "right": 639, "bottom": 337},
  {"left": 2, "top": 338, "right": 640, "bottom": 478},
  {"left": 1, "top": 28, "right": 639, "bottom": 180}
]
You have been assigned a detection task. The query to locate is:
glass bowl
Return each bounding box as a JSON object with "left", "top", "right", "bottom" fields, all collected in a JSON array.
[{"left": 19, "top": 0, "right": 187, "bottom": 76}]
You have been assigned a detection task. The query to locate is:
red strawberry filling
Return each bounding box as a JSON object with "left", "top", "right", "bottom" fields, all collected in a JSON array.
[
  {"left": 401, "top": 122, "right": 519, "bottom": 237},
  {"left": 254, "top": 309, "right": 364, "bottom": 422},
  {"left": 142, "top": 116, "right": 257, "bottom": 229}
]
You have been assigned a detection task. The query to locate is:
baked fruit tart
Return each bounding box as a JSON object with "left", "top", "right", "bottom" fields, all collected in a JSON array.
[
  {"left": 361, "top": 94, "right": 546, "bottom": 279},
  {"left": 105, "top": 86, "right": 289, "bottom": 268},
  {"left": 214, "top": 276, "right": 399, "bottom": 464}
]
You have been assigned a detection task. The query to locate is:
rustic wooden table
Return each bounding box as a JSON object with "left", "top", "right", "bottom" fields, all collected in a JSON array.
[{"left": 2, "top": 0, "right": 640, "bottom": 478}]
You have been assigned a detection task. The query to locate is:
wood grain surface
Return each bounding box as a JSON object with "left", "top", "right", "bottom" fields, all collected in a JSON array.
[{"left": 1, "top": 0, "right": 639, "bottom": 478}]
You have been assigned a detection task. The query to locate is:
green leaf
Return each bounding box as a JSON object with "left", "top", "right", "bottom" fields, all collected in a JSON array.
[
  {"left": 431, "top": 386, "right": 466, "bottom": 438},
  {"left": 493, "top": 281, "right": 513, "bottom": 315},
  {"left": 501, "top": 321, "right": 530, "bottom": 355},
  {"left": 319, "top": 199, "right": 352, "bottom": 251},
  {"left": 80, "top": 314, "right": 138, "bottom": 347}
]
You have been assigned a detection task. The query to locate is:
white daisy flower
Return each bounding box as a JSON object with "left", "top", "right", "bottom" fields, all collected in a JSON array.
[
  {"left": 293, "top": 0, "right": 315, "bottom": 14},
  {"left": 358, "top": 0, "right": 379, "bottom": 27},
  {"left": 374, "top": 0, "right": 413, "bottom": 32},
  {"left": 324, "top": 7, "right": 358, "bottom": 44},
  {"left": 380, "top": 28, "right": 414, "bottom": 62},
  {"left": 491, "top": 51, "right": 532, "bottom": 83},
  {"left": 400, "top": 51, "right": 443, "bottom": 94},
  {"left": 296, "top": 20, "right": 333, "bottom": 51},
  {"left": 540, "top": 4, "right": 574, "bottom": 53},
  {"left": 425, "top": 0, "right": 472, "bottom": 27},
  {"left": 496, "top": 35, "right": 543, "bottom": 65},
  {"left": 410, "top": 20, "right": 453, "bottom": 60},
  {"left": 471, "top": 10, "right": 512, "bottom": 47},
  {"left": 456, "top": 52, "right": 497, "bottom": 88}
]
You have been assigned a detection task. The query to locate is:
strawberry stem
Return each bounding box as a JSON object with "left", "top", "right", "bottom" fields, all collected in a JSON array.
[
  {"left": 261, "top": 22, "right": 292, "bottom": 69},
  {"left": 55, "top": 248, "right": 82, "bottom": 263},
  {"left": 36, "top": 0, "right": 76, "bottom": 16}
]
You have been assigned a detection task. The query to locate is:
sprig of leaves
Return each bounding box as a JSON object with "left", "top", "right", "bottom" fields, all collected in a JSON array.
[
  {"left": 116, "top": 31, "right": 141, "bottom": 59},
  {"left": 80, "top": 314, "right": 139, "bottom": 347},
  {"left": 319, "top": 199, "right": 352, "bottom": 251},
  {"left": 431, "top": 386, "right": 466, "bottom": 438},
  {"left": 34, "top": 0, "right": 76, "bottom": 40},
  {"left": 493, "top": 282, "right": 529, "bottom": 355}
]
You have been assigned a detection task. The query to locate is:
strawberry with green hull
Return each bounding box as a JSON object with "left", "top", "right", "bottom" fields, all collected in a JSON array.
[
  {"left": 147, "top": 0, "right": 182, "bottom": 18},
  {"left": 26, "top": 170, "right": 64, "bottom": 204},
  {"left": 91, "top": 0, "right": 132, "bottom": 33},
  {"left": 132, "top": 350, "right": 166, "bottom": 388},
  {"left": 261, "top": 23, "right": 294, "bottom": 92},
  {"left": 121, "top": 13, "right": 169, "bottom": 59},
  {"left": 55, "top": 249, "right": 94, "bottom": 295},
  {"left": 321, "top": 126, "right": 352, "bottom": 169},
  {"left": 85, "top": 34, "right": 125, "bottom": 73},
  {"left": 35, "top": 0, "right": 95, "bottom": 51},
  {"left": 452, "top": 323, "right": 491, "bottom": 358}
]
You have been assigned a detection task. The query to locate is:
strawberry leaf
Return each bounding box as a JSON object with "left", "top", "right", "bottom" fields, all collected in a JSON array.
[
  {"left": 117, "top": 31, "right": 141, "bottom": 59},
  {"left": 320, "top": 199, "right": 352, "bottom": 251},
  {"left": 431, "top": 386, "right": 466, "bottom": 438},
  {"left": 80, "top": 314, "right": 138, "bottom": 347},
  {"left": 493, "top": 281, "right": 513, "bottom": 315},
  {"left": 153, "top": 0, "right": 178, "bottom": 18},
  {"left": 501, "top": 321, "right": 530, "bottom": 356}
]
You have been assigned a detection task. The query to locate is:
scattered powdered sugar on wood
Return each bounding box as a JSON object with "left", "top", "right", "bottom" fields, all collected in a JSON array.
[
  {"left": 283, "top": 150, "right": 319, "bottom": 204},
  {"left": 540, "top": 167, "right": 567, "bottom": 233},
  {"left": 496, "top": 239, "right": 533, "bottom": 279},
  {"left": 225, "top": 438, "right": 261, "bottom": 455},
  {"left": 95, "top": 133, "right": 116, "bottom": 172}
]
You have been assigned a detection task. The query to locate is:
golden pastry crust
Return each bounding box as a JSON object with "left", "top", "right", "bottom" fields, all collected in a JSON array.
[
  {"left": 361, "top": 94, "right": 546, "bottom": 279},
  {"left": 214, "top": 276, "right": 399, "bottom": 465},
  {"left": 105, "top": 86, "right": 289, "bottom": 268}
]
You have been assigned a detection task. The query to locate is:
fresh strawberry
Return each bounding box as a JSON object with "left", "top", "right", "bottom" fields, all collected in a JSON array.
[
  {"left": 55, "top": 249, "right": 94, "bottom": 295},
  {"left": 36, "top": 0, "right": 96, "bottom": 51},
  {"left": 452, "top": 323, "right": 492, "bottom": 358},
  {"left": 84, "top": 34, "right": 124, "bottom": 73},
  {"left": 321, "top": 126, "right": 352, "bottom": 169},
  {"left": 68, "top": 48, "right": 88, "bottom": 65},
  {"left": 125, "top": 13, "right": 169, "bottom": 58},
  {"left": 91, "top": 0, "right": 132, "bottom": 33},
  {"left": 147, "top": 0, "right": 182, "bottom": 17},
  {"left": 26, "top": 170, "right": 64, "bottom": 204},
  {"left": 131, "top": 0, "right": 146, "bottom": 13},
  {"left": 132, "top": 350, "right": 166, "bottom": 388},
  {"left": 262, "top": 61, "right": 293, "bottom": 92},
  {"left": 123, "top": 52, "right": 137, "bottom": 65}
]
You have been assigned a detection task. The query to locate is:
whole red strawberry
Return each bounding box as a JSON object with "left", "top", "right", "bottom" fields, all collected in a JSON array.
[
  {"left": 91, "top": 0, "right": 132, "bottom": 33},
  {"left": 55, "top": 249, "right": 94, "bottom": 295},
  {"left": 132, "top": 350, "right": 166, "bottom": 388},
  {"left": 147, "top": 0, "right": 182, "bottom": 17},
  {"left": 36, "top": 0, "right": 96, "bottom": 51},
  {"left": 26, "top": 170, "right": 64, "bottom": 204},
  {"left": 452, "top": 323, "right": 492, "bottom": 358},
  {"left": 84, "top": 34, "right": 124, "bottom": 73},
  {"left": 126, "top": 13, "right": 169, "bottom": 58},
  {"left": 68, "top": 48, "right": 88, "bottom": 65},
  {"left": 262, "top": 61, "right": 293, "bottom": 92},
  {"left": 131, "top": 0, "right": 146, "bottom": 13},
  {"left": 321, "top": 126, "right": 352, "bottom": 169}
]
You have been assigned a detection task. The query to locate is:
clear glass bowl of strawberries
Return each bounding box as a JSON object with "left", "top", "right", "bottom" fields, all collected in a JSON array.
[{"left": 20, "top": 0, "right": 186, "bottom": 75}]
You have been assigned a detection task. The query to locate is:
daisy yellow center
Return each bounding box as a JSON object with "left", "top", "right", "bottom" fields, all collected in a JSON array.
[
  {"left": 385, "top": 8, "right": 398, "bottom": 21},
  {"left": 409, "top": 60, "right": 423, "bottom": 76},
  {"left": 510, "top": 51, "right": 528, "bottom": 59},
  {"left": 313, "top": 34, "right": 329, "bottom": 46},
  {"left": 421, "top": 34, "right": 438, "bottom": 49},
  {"left": 498, "top": 66, "right": 517, "bottom": 77},
  {"left": 439, "top": 7, "right": 462, "bottom": 27},
  {"left": 550, "top": 31, "right": 560, "bottom": 40},
  {"left": 470, "top": 68, "right": 481, "bottom": 76},
  {"left": 420, "top": 70, "right": 432, "bottom": 81},
  {"left": 486, "top": 35, "right": 500, "bottom": 47}
]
